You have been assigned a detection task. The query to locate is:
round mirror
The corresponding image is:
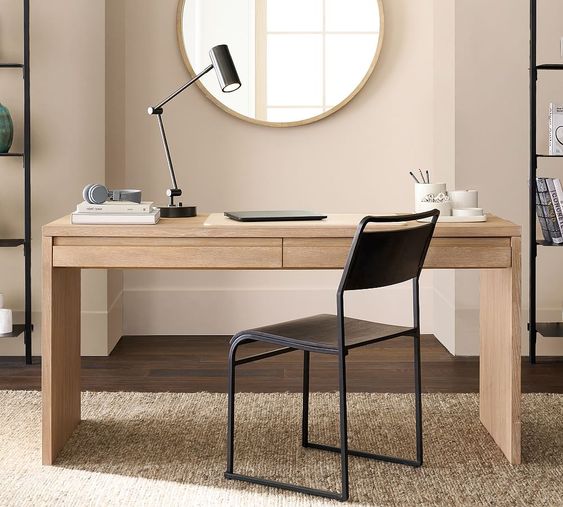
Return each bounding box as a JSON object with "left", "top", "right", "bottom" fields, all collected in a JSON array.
[{"left": 177, "top": 0, "right": 384, "bottom": 127}]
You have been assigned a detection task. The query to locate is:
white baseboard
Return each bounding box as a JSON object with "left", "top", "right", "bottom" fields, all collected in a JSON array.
[
  {"left": 5, "top": 290, "right": 562, "bottom": 358},
  {"left": 439, "top": 306, "right": 563, "bottom": 357},
  {"left": 123, "top": 286, "right": 435, "bottom": 336},
  {"left": 0, "top": 294, "right": 123, "bottom": 357}
]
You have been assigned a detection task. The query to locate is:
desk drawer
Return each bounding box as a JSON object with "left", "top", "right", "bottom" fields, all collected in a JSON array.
[
  {"left": 283, "top": 238, "right": 512, "bottom": 269},
  {"left": 53, "top": 238, "right": 282, "bottom": 269}
]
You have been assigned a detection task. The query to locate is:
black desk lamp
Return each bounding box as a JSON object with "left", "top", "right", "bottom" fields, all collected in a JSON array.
[{"left": 148, "top": 44, "right": 241, "bottom": 218}]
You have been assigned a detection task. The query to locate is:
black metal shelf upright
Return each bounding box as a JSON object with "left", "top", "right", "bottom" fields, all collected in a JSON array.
[{"left": 0, "top": 0, "right": 32, "bottom": 363}]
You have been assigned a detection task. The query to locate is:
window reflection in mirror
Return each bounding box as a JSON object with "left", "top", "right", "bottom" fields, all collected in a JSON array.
[{"left": 180, "top": 0, "right": 383, "bottom": 126}]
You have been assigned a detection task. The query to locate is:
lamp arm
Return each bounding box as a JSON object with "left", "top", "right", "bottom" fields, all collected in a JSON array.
[
  {"left": 147, "top": 64, "right": 213, "bottom": 206},
  {"left": 151, "top": 64, "right": 213, "bottom": 112},
  {"left": 156, "top": 114, "right": 179, "bottom": 196}
]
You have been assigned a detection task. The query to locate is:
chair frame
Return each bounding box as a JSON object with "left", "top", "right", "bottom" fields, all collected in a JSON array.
[{"left": 225, "top": 210, "right": 439, "bottom": 501}]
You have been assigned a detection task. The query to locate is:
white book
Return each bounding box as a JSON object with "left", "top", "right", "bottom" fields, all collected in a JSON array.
[
  {"left": 549, "top": 103, "right": 563, "bottom": 155},
  {"left": 71, "top": 209, "right": 160, "bottom": 225},
  {"left": 76, "top": 201, "right": 154, "bottom": 214}
]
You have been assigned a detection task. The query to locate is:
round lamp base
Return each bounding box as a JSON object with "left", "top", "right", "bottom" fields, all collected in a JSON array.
[{"left": 158, "top": 205, "right": 197, "bottom": 218}]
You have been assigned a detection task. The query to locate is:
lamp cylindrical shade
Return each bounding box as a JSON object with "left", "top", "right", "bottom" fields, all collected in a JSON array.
[{"left": 209, "top": 45, "right": 241, "bottom": 93}]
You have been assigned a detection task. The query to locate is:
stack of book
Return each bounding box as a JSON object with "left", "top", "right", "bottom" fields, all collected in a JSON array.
[
  {"left": 536, "top": 177, "right": 563, "bottom": 244},
  {"left": 71, "top": 201, "right": 160, "bottom": 224}
]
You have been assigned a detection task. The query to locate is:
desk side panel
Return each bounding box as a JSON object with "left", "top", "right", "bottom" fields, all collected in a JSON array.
[
  {"left": 42, "top": 236, "right": 82, "bottom": 465},
  {"left": 479, "top": 236, "right": 521, "bottom": 464}
]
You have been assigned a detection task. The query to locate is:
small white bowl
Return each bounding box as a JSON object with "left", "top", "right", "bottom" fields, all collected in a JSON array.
[{"left": 452, "top": 207, "right": 484, "bottom": 217}]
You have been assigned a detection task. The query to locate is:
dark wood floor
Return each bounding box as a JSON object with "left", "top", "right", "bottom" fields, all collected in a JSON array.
[{"left": 1, "top": 335, "right": 563, "bottom": 393}]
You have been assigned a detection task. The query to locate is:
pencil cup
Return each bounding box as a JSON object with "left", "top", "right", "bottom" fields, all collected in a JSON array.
[
  {"left": 415, "top": 200, "right": 452, "bottom": 216},
  {"left": 414, "top": 183, "right": 447, "bottom": 203},
  {"left": 414, "top": 183, "right": 451, "bottom": 216},
  {"left": 0, "top": 308, "right": 12, "bottom": 334}
]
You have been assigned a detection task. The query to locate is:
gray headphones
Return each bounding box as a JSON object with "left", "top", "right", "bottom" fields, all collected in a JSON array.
[{"left": 83, "top": 184, "right": 142, "bottom": 205}]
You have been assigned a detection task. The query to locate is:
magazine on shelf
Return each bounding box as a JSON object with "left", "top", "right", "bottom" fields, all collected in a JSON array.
[
  {"left": 549, "top": 103, "right": 563, "bottom": 155},
  {"left": 536, "top": 177, "right": 563, "bottom": 244},
  {"left": 546, "top": 178, "right": 563, "bottom": 236}
]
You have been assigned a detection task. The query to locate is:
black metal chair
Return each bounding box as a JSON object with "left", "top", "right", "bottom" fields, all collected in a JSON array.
[{"left": 224, "top": 210, "right": 440, "bottom": 502}]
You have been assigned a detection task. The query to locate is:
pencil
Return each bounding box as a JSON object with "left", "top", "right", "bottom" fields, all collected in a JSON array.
[
  {"left": 426, "top": 170, "right": 430, "bottom": 183},
  {"left": 409, "top": 171, "right": 420, "bottom": 184},
  {"left": 418, "top": 169, "right": 426, "bottom": 184}
]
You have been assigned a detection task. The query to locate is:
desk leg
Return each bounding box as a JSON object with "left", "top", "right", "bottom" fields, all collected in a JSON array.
[
  {"left": 479, "top": 236, "right": 521, "bottom": 465},
  {"left": 42, "top": 236, "right": 81, "bottom": 465}
]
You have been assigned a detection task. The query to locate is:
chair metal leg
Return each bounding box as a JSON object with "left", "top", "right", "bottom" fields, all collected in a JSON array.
[
  {"left": 302, "top": 351, "right": 310, "bottom": 448},
  {"left": 337, "top": 351, "right": 350, "bottom": 501},
  {"left": 305, "top": 335, "right": 423, "bottom": 469},
  {"left": 413, "top": 333, "right": 423, "bottom": 466},
  {"left": 226, "top": 339, "right": 238, "bottom": 474},
  {"left": 225, "top": 340, "right": 349, "bottom": 501}
]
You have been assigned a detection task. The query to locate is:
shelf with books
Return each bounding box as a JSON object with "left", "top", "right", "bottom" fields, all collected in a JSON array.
[
  {"left": 530, "top": 0, "right": 563, "bottom": 362},
  {"left": 536, "top": 322, "right": 563, "bottom": 338}
]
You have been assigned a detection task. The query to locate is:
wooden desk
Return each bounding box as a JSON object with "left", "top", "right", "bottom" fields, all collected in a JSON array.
[{"left": 42, "top": 214, "right": 522, "bottom": 465}]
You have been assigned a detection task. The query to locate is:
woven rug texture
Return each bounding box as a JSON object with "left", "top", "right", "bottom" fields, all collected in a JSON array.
[{"left": 0, "top": 391, "right": 562, "bottom": 506}]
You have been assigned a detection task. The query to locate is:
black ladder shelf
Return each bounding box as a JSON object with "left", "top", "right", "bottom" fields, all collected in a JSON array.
[{"left": 0, "top": 0, "right": 32, "bottom": 363}]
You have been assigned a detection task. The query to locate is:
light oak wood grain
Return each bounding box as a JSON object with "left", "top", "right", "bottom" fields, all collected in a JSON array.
[
  {"left": 283, "top": 237, "right": 512, "bottom": 269},
  {"left": 43, "top": 214, "right": 521, "bottom": 239},
  {"left": 42, "top": 236, "right": 82, "bottom": 465},
  {"left": 41, "top": 212, "right": 522, "bottom": 466},
  {"left": 479, "top": 237, "right": 521, "bottom": 465},
  {"left": 53, "top": 243, "right": 282, "bottom": 269},
  {"left": 53, "top": 237, "right": 281, "bottom": 247}
]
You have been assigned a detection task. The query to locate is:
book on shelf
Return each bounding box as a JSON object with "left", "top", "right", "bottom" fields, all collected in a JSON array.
[
  {"left": 71, "top": 208, "right": 160, "bottom": 225},
  {"left": 549, "top": 103, "right": 563, "bottom": 155},
  {"left": 536, "top": 177, "right": 563, "bottom": 244},
  {"left": 76, "top": 201, "right": 154, "bottom": 214},
  {"left": 547, "top": 178, "right": 563, "bottom": 236}
]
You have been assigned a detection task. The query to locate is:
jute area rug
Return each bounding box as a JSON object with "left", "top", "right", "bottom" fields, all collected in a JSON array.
[{"left": 1, "top": 391, "right": 562, "bottom": 506}]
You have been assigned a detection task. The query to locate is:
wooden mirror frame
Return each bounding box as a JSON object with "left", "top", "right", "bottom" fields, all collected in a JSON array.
[{"left": 176, "top": 0, "right": 384, "bottom": 128}]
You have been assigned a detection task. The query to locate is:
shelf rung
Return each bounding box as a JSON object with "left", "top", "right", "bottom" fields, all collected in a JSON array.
[
  {"left": 0, "top": 239, "right": 25, "bottom": 248},
  {"left": 536, "top": 322, "right": 563, "bottom": 338},
  {"left": 0, "top": 63, "right": 23, "bottom": 69},
  {"left": 536, "top": 64, "right": 563, "bottom": 70},
  {"left": 0, "top": 153, "right": 24, "bottom": 157},
  {"left": 0, "top": 324, "right": 26, "bottom": 339},
  {"left": 536, "top": 240, "right": 563, "bottom": 247}
]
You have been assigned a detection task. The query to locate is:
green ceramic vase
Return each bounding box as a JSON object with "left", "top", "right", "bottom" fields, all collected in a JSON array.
[{"left": 0, "top": 103, "right": 14, "bottom": 153}]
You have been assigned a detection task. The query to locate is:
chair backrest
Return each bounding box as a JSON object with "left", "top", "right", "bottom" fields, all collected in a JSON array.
[{"left": 338, "top": 210, "right": 439, "bottom": 294}]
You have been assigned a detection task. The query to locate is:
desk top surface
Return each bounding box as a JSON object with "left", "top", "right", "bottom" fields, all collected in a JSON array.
[{"left": 43, "top": 213, "right": 521, "bottom": 239}]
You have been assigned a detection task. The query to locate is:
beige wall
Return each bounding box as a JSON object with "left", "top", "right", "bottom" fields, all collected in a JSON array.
[
  {"left": 2, "top": 0, "right": 563, "bottom": 357},
  {"left": 120, "top": 0, "right": 437, "bottom": 337},
  {"left": 105, "top": 0, "right": 126, "bottom": 352}
]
